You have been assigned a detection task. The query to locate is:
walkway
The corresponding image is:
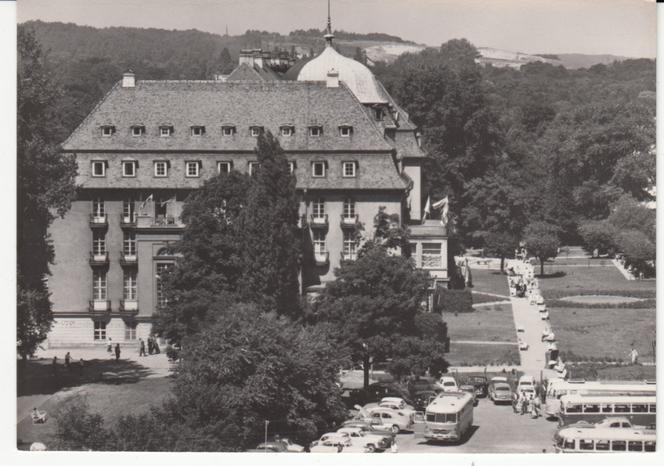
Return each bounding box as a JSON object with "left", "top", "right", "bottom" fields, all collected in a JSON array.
[{"left": 510, "top": 296, "right": 549, "bottom": 375}]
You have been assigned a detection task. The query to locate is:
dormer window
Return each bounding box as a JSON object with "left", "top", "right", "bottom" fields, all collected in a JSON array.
[
  {"left": 131, "top": 125, "right": 145, "bottom": 136},
  {"left": 309, "top": 126, "right": 323, "bottom": 137},
  {"left": 342, "top": 161, "right": 357, "bottom": 178},
  {"left": 288, "top": 161, "right": 296, "bottom": 174},
  {"left": 101, "top": 125, "right": 115, "bottom": 137},
  {"left": 91, "top": 160, "right": 106, "bottom": 177},
  {"left": 191, "top": 126, "right": 206, "bottom": 136},
  {"left": 159, "top": 126, "right": 173, "bottom": 137},
  {"left": 217, "top": 161, "right": 232, "bottom": 174},
  {"left": 374, "top": 107, "right": 383, "bottom": 120},
  {"left": 249, "top": 161, "right": 260, "bottom": 176},
  {"left": 122, "top": 160, "right": 137, "bottom": 177},
  {"left": 312, "top": 161, "right": 327, "bottom": 178},
  {"left": 185, "top": 161, "right": 201, "bottom": 177},
  {"left": 339, "top": 125, "right": 353, "bottom": 137},
  {"left": 221, "top": 125, "right": 236, "bottom": 136},
  {"left": 280, "top": 125, "right": 294, "bottom": 137},
  {"left": 250, "top": 126, "right": 264, "bottom": 137}
]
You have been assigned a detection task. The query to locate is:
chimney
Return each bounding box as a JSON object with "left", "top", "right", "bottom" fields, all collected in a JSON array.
[
  {"left": 239, "top": 49, "right": 254, "bottom": 67},
  {"left": 326, "top": 69, "right": 339, "bottom": 88},
  {"left": 122, "top": 70, "right": 135, "bottom": 88}
]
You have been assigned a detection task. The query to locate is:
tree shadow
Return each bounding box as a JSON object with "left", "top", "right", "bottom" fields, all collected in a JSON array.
[
  {"left": 536, "top": 271, "right": 566, "bottom": 279},
  {"left": 17, "top": 357, "right": 158, "bottom": 397}
]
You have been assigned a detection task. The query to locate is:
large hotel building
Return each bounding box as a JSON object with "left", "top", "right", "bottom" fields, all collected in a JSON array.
[{"left": 47, "top": 28, "right": 448, "bottom": 347}]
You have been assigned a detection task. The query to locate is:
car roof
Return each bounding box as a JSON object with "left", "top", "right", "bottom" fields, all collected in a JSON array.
[{"left": 381, "top": 397, "right": 404, "bottom": 403}]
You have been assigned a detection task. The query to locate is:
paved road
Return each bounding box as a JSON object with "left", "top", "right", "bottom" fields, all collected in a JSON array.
[
  {"left": 510, "top": 296, "right": 549, "bottom": 375},
  {"left": 396, "top": 397, "right": 558, "bottom": 453}
]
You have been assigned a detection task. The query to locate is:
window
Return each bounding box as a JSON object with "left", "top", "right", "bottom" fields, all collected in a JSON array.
[
  {"left": 313, "top": 230, "right": 326, "bottom": 254},
  {"left": 131, "top": 125, "right": 145, "bottom": 136},
  {"left": 124, "top": 271, "right": 137, "bottom": 300},
  {"left": 94, "top": 321, "right": 107, "bottom": 340},
  {"left": 644, "top": 441, "right": 656, "bottom": 452},
  {"left": 312, "top": 198, "right": 325, "bottom": 218},
  {"left": 288, "top": 161, "right": 296, "bottom": 174},
  {"left": 156, "top": 263, "right": 173, "bottom": 309},
  {"left": 595, "top": 440, "right": 610, "bottom": 451},
  {"left": 339, "top": 125, "right": 353, "bottom": 137},
  {"left": 92, "top": 271, "right": 107, "bottom": 300},
  {"left": 92, "top": 161, "right": 106, "bottom": 177},
  {"left": 185, "top": 161, "right": 200, "bottom": 177},
  {"left": 250, "top": 126, "right": 264, "bottom": 137},
  {"left": 422, "top": 242, "right": 443, "bottom": 268},
  {"left": 628, "top": 441, "right": 643, "bottom": 452},
  {"left": 101, "top": 125, "right": 115, "bottom": 137},
  {"left": 343, "top": 231, "right": 357, "bottom": 259},
  {"left": 579, "top": 440, "right": 594, "bottom": 451},
  {"left": 159, "top": 126, "right": 173, "bottom": 137},
  {"left": 583, "top": 404, "right": 600, "bottom": 413},
  {"left": 563, "top": 438, "right": 575, "bottom": 450},
  {"left": 312, "top": 161, "right": 326, "bottom": 177},
  {"left": 154, "top": 161, "right": 168, "bottom": 177},
  {"left": 309, "top": 126, "right": 322, "bottom": 137},
  {"left": 124, "top": 322, "right": 137, "bottom": 340},
  {"left": 342, "top": 161, "right": 357, "bottom": 177},
  {"left": 632, "top": 404, "right": 648, "bottom": 413},
  {"left": 614, "top": 404, "right": 630, "bottom": 413},
  {"left": 123, "top": 232, "right": 136, "bottom": 256},
  {"left": 249, "top": 161, "right": 260, "bottom": 176},
  {"left": 649, "top": 403, "right": 656, "bottom": 413},
  {"left": 122, "top": 160, "right": 137, "bottom": 177},
  {"left": 191, "top": 126, "right": 206, "bottom": 136},
  {"left": 92, "top": 198, "right": 105, "bottom": 219},
  {"left": 343, "top": 198, "right": 355, "bottom": 219},
  {"left": 374, "top": 107, "right": 383, "bottom": 120},
  {"left": 280, "top": 125, "right": 294, "bottom": 137},
  {"left": 601, "top": 404, "right": 612, "bottom": 413},
  {"left": 217, "top": 161, "right": 232, "bottom": 174},
  {"left": 122, "top": 199, "right": 135, "bottom": 223},
  {"left": 92, "top": 231, "right": 106, "bottom": 255},
  {"left": 565, "top": 404, "right": 582, "bottom": 414},
  {"left": 221, "top": 126, "right": 236, "bottom": 136},
  {"left": 611, "top": 441, "right": 626, "bottom": 451}
]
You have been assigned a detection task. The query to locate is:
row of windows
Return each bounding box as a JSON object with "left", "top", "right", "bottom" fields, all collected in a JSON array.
[
  {"left": 559, "top": 437, "right": 656, "bottom": 452},
  {"left": 93, "top": 320, "right": 137, "bottom": 341},
  {"left": 92, "top": 231, "right": 137, "bottom": 256},
  {"left": 91, "top": 264, "right": 173, "bottom": 309},
  {"left": 91, "top": 159, "right": 358, "bottom": 178},
  {"left": 100, "top": 124, "right": 354, "bottom": 138}
]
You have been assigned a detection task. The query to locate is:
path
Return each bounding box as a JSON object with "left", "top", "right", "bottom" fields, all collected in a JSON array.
[
  {"left": 472, "top": 301, "right": 510, "bottom": 308},
  {"left": 454, "top": 340, "right": 518, "bottom": 346},
  {"left": 510, "top": 296, "right": 549, "bottom": 375},
  {"left": 471, "top": 291, "right": 510, "bottom": 300}
]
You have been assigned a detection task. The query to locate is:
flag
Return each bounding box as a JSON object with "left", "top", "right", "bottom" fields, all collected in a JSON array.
[
  {"left": 160, "top": 196, "right": 176, "bottom": 207},
  {"left": 139, "top": 194, "right": 154, "bottom": 211},
  {"left": 433, "top": 196, "right": 449, "bottom": 227},
  {"left": 432, "top": 197, "right": 447, "bottom": 210},
  {"left": 423, "top": 196, "right": 431, "bottom": 219}
]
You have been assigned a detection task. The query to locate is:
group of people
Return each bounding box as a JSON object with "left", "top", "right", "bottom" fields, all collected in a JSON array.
[
  {"left": 52, "top": 353, "right": 84, "bottom": 378},
  {"left": 512, "top": 390, "right": 542, "bottom": 419},
  {"left": 106, "top": 339, "right": 122, "bottom": 361},
  {"left": 138, "top": 336, "right": 160, "bottom": 356}
]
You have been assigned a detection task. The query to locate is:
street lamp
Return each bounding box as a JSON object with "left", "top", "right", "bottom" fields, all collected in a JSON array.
[
  {"left": 362, "top": 343, "right": 370, "bottom": 390},
  {"left": 264, "top": 420, "right": 270, "bottom": 452}
]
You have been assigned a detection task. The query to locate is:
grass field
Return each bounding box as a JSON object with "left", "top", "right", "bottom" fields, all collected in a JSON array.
[
  {"left": 566, "top": 363, "right": 656, "bottom": 381},
  {"left": 537, "top": 265, "right": 656, "bottom": 294},
  {"left": 445, "top": 342, "right": 520, "bottom": 367},
  {"left": 471, "top": 270, "right": 510, "bottom": 297}
]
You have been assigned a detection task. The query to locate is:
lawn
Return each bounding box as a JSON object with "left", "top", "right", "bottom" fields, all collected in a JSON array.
[
  {"left": 537, "top": 265, "right": 656, "bottom": 295},
  {"left": 445, "top": 342, "right": 520, "bottom": 367},
  {"left": 566, "top": 363, "right": 656, "bottom": 381},
  {"left": 548, "top": 307, "right": 656, "bottom": 363},
  {"left": 471, "top": 269, "right": 510, "bottom": 297}
]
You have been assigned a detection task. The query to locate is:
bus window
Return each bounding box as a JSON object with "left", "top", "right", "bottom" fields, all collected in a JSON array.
[
  {"left": 563, "top": 438, "right": 575, "bottom": 450},
  {"left": 565, "top": 404, "right": 582, "bottom": 413},
  {"left": 426, "top": 413, "right": 435, "bottom": 422},
  {"left": 614, "top": 403, "right": 630, "bottom": 413},
  {"left": 579, "top": 439, "right": 594, "bottom": 451},
  {"left": 628, "top": 441, "right": 643, "bottom": 452},
  {"left": 601, "top": 404, "right": 612, "bottom": 413},
  {"left": 632, "top": 404, "right": 648, "bottom": 413},
  {"left": 583, "top": 404, "right": 599, "bottom": 413},
  {"left": 595, "top": 440, "right": 610, "bottom": 451},
  {"left": 648, "top": 404, "right": 656, "bottom": 413},
  {"left": 611, "top": 441, "right": 626, "bottom": 452},
  {"left": 644, "top": 441, "right": 656, "bottom": 452}
]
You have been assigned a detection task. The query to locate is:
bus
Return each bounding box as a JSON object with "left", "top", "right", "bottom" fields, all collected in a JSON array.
[
  {"left": 424, "top": 391, "right": 474, "bottom": 443},
  {"left": 554, "top": 426, "right": 656, "bottom": 453},
  {"left": 544, "top": 379, "right": 656, "bottom": 419},
  {"left": 558, "top": 394, "right": 656, "bottom": 427}
]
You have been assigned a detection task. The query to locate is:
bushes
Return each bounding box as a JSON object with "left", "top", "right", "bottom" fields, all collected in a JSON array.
[
  {"left": 436, "top": 288, "right": 473, "bottom": 314},
  {"left": 53, "top": 398, "right": 115, "bottom": 451}
]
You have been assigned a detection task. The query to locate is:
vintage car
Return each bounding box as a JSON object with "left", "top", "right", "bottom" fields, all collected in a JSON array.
[
  {"left": 336, "top": 427, "right": 391, "bottom": 452},
  {"left": 437, "top": 376, "right": 459, "bottom": 392},
  {"left": 459, "top": 384, "right": 479, "bottom": 406},
  {"left": 369, "top": 407, "right": 414, "bottom": 433},
  {"left": 310, "top": 432, "right": 352, "bottom": 453},
  {"left": 489, "top": 380, "right": 514, "bottom": 404},
  {"left": 465, "top": 375, "right": 488, "bottom": 398}
]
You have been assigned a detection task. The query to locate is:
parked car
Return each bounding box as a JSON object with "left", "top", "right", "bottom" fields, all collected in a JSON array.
[
  {"left": 437, "top": 376, "right": 458, "bottom": 392},
  {"left": 407, "top": 376, "right": 438, "bottom": 394},
  {"left": 489, "top": 380, "right": 513, "bottom": 404},
  {"left": 459, "top": 384, "right": 479, "bottom": 406},
  {"left": 519, "top": 340, "right": 529, "bottom": 351},
  {"left": 517, "top": 375, "right": 536, "bottom": 393},
  {"left": 465, "top": 375, "right": 488, "bottom": 398},
  {"left": 369, "top": 407, "right": 414, "bottom": 433},
  {"left": 341, "top": 419, "right": 395, "bottom": 440},
  {"left": 310, "top": 432, "right": 351, "bottom": 453},
  {"left": 336, "top": 427, "right": 391, "bottom": 452},
  {"left": 377, "top": 397, "right": 416, "bottom": 415},
  {"left": 250, "top": 443, "right": 287, "bottom": 452},
  {"left": 367, "top": 382, "right": 412, "bottom": 404}
]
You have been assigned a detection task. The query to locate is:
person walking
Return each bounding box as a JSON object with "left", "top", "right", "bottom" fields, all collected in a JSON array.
[
  {"left": 139, "top": 338, "right": 146, "bottom": 357},
  {"left": 520, "top": 392, "right": 528, "bottom": 415},
  {"left": 629, "top": 347, "right": 639, "bottom": 365},
  {"left": 51, "top": 356, "right": 58, "bottom": 379},
  {"left": 64, "top": 352, "right": 71, "bottom": 370},
  {"left": 78, "top": 358, "right": 84, "bottom": 377},
  {"left": 390, "top": 437, "right": 399, "bottom": 453},
  {"left": 114, "top": 343, "right": 121, "bottom": 362},
  {"left": 148, "top": 336, "right": 154, "bottom": 355},
  {"left": 107, "top": 337, "right": 113, "bottom": 353}
]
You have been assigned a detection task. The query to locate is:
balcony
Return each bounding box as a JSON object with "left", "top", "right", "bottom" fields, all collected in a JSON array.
[
  {"left": 120, "top": 213, "right": 137, "bottom": 229},
  {"left": 314, "top": 251, "right": 329, "bottom": 266},
  {"left": 309, "top": 214, "right": 328, "bottom": 229},
  {"left": 340, "top": 214, "right": 359, "bottom": 228},
  {"left": 136, "top": 214, "right": 185, "bottom": 231},
  {"left": 89, "top": 251, "right": 109, "bottom": 267},
  {"left": 89, "top": 299, "right": 111, "bottom": 314},
  {"left": 119, "top": 252, "right": 138, "bottom": 266},
  {"left": 341, "top": 251, "right": 358, "bottom": 262},
  {"left": 89, "top": 214, "right": 108, "bottom": 229},
  {"left": 120, "top": 299, "right": 139, "bottom": 315}
]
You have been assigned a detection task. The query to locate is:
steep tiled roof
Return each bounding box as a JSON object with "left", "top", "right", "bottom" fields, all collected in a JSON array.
[
  {"left": 392, "top": 131, "right": 427, "bottom": 159},
  {"left": 226, "top": 63, "right": 281, "bottom": 81},
  {"left": 62, "top": 80, "right": 394, "bottom": 152}
]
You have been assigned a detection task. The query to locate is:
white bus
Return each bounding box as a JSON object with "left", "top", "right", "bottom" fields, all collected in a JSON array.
[
  {"left": 558, "top": 394, "right": 656, "bottom": 427},
  {"left": 554, "top": 426, "right": 656, "bottom": 453},
  {"left": 544, "top": 379, "right": 656, "bottom": 418},
  {"left": 424, "top": 391, "right": 474, "bottom": 443}
]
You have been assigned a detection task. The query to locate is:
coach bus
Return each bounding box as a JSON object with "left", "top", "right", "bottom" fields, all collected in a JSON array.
[
  {"left": 554, "top": 426, "right": 656, "bottom": 453},
  {"left": 558, "top": 394, "right": 656, "bottom": 427},
  {"left": 424, "top": 391, "right": 474, "bottom": 443},
  {"left": 544, "top": 379, "right": 656, "bottom": 419}
]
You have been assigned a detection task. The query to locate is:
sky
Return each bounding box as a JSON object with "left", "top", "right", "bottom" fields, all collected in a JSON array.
[{"left": 16, "top": 0, "right": 657, "bottom": 57}]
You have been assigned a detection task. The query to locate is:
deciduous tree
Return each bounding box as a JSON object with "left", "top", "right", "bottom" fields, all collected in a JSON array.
[{"left": 523, "top": 221, "right": 561, "bottom": 276}]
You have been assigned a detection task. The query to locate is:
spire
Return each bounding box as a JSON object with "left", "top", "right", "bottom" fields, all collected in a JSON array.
[{"left": 324, "top": 0, "right": 334, "bottom": 47}]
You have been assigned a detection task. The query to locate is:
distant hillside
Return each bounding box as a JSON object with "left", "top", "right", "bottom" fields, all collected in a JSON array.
[
  {"left": 474, "top": 47, "right": 631, "bottom": 70},
  {"left": 550, "top": 53, "right": 630, "bottom": 70}
]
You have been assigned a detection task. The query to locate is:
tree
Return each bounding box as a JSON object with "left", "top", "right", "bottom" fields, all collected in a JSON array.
[
  {"left": 238, "top": 132, "right": 301, "bottom": 317},
  {"left": 484, "top": 231, "right": 520, "bottom": 272},
  {"left": 578, "top": 220, "right": 618, "bottom": 256},
  {"left": 607, "top": 194, "right": 655, "bottom": 243},
  {"left": 616, "top": 230, "right": 655, "bottom": 276},
  {"left": 523, "top": 221, "right": 561, "bottom": 276},
  {"left": 17, "top": 28, "right": 77, "bottom": 359},
  {"left": 217, "top": 47, "right": 235, "bottom": 74}
]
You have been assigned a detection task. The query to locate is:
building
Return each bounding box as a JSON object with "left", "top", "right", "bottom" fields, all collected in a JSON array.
[{"left": 47, "top": 20, "right": 448, "bottom": 347}]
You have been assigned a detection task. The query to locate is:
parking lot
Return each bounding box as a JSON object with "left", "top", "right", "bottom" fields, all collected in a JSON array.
[{"left": 395, "top": 397, "right": 559, "bottom": 453}]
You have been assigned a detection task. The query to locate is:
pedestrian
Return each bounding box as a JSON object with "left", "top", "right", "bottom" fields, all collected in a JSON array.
[
  {"left": 64, "top": 351, "right": 71, "bottom": 369},
  {"left": 115, "top": 343, "right": 121, "bottom": 362},
  {"left": 139, "top": 338, "right": 146, "bottom": 357},
  {"left": 629, "top": 347, "right": 639, "bottom": 365},
  {"left": 511, "top": 391, "right": 518, "bottom": 413},
  {"left": 515, "top": 393, "right": 522, "bottom": 415},
  {"left": 78, "top": 358, "right": 84, "bottom": 377},
  {"left": 107, "top": 337, "right": 113, "bottom": 353},
  {"left": 148, "top": 336, "right": 154, "bottom": 355},
  {"left": 532, "top": 395, "right": 541, "bottom": 419},
  {"left": 154, "top": 339, "right": 161, "bottom": 354},
  {"left": 520, "top": 392, "right": 528, "bottom": 415},
  {"left": 51, "top": 356, "right": 58, "bottom": 378},
  {"left": 390, "top": 437, "right": 399, "bottom": 453}
]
